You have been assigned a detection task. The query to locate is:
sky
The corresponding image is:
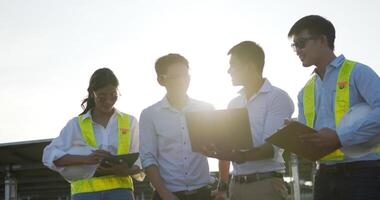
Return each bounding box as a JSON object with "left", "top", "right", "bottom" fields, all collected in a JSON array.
[{"left": 1, "top": 0, "right": 380, "bottom": 171}]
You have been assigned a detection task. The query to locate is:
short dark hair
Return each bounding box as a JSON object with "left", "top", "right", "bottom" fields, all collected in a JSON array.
[
  {"left": 155, "top": 53, "right": 189, "bottom": 75},
  {"left": 288, "top": 15, "right": 335, "bottom": 50},
  {"left": 228, "top": 41, "right": 265, "bottom": 74}
]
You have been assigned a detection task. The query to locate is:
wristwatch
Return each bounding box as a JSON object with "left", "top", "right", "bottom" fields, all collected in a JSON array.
[{"left": 217, "top": 181, "right": 229, "bottom": 192}]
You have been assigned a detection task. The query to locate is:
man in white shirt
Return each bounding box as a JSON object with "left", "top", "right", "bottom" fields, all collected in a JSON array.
[
  {"left": 212, "top": 41, "right": 294, "bottom": 200},
  {"left": 139, "top": 53, "right": 214, "bottom": 200}
]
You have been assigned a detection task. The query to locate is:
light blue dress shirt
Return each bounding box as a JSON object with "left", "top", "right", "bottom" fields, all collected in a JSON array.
[
  {"left": 297, "top": 54, "right": 380, "bottom": 164},
  {"left": 228, "top": 79, "right": 294, "bottom": 175},
  {"left": 139, "top": 97, "right": 214, "bottom": 192}
]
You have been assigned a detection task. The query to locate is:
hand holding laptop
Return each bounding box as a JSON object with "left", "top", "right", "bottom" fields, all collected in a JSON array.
[
  {"left": 186, "top": 108, "right": 253, "bottom": 155},
  {"left": 201, "top": 143, "right": 246, "bottom": 163}
]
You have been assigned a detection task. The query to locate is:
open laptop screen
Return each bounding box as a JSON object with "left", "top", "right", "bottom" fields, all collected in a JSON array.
[{"left": 185, "top": 108, "right": 253, "bottom": 153}]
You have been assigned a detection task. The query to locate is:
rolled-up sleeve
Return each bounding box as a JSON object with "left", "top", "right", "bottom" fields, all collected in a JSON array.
[
  {"left": 129, "top": 116, "right": 142, "bottom": 169},
  {"left": 263, "top": 90, "right": 294, "bottom": 139},
  {"left": 337, "top": 65, "right": 380, "bottom": 146},
  {"left": 43, "top": 145, "right": 67, "bottom": 172},
  {"left": 139, "top": 109, "right": 159, "bottom": 168},
  {"left": 297, "top": 89, "right": 306, "bottom": 125},
  {"left": 264, "top": 90, "right": 294, "bottom": 157},
  {"left": 42, "top": 119, "right": 76, "bottom": 172}
]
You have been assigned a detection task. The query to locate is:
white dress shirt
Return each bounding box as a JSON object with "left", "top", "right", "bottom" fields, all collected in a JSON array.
[
  {"left": 139, "top": 97, "right": 214, "bottom": 192},
  {"left": 228, "top": 79, "right": 294, "bottom": 175},
  {"left": 42, "top": 109, "right": 141, "bottom": 173}
]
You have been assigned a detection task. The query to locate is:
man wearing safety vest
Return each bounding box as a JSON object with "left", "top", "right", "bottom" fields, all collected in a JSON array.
[
  {"left": 288, "top": 15, "right": 380, "bottom": 199},
  {"left": 43, "top": 68, "right": 143, "bottom": 200}
]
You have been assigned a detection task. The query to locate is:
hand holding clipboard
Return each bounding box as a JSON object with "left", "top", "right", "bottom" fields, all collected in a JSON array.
[{"left": 266, "top": 121, "right": 339, "bottom": 161}]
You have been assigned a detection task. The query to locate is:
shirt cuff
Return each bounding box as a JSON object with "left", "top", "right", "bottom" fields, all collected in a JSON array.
[
  {"left": 44, "top": 149, "right": 67, "bottom": 172},
  {"left": 337, "top": 126, "right": 355, "bottom": 147},
  {"left": 133, "top": 158, "right": 143, "bottom": 169},
  {"left": 141, "top": 153, "right": 159, "bottom": 168},
  {"left": 271, "top": 144, "right": 284, "bottom": 162}
]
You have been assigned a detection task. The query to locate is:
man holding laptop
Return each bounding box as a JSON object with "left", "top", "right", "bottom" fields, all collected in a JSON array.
[{"left": 210, "top": 41, "right": 294, "bottom": 200}]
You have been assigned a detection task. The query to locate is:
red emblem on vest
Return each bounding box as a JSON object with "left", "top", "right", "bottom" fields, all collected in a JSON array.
[
  {"left": 338, "top": 81, "right": 348, "bottom": 89},
  {"left": 121, "top": 128, "right": 129, "bottom": 134}
]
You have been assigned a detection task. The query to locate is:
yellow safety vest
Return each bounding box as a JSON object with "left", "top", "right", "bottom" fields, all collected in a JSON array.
[
  {"left": 303, "top": 59, "right": 356, "bottom": 161},
  {"left": 71, "top": 113, "right": 133, "bottom": 195}
]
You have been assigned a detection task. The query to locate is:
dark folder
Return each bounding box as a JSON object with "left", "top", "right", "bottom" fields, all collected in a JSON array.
[
  {"left": 265, "top": 121, "right": 334, "bottom": 161},
  {"left": 186, "top": 108, "right": 253, "bottom": 153}
]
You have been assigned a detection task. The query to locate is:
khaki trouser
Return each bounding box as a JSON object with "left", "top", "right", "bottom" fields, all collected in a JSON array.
[{"left": 229, "top": 178, "right": 288, "bottom": 200}]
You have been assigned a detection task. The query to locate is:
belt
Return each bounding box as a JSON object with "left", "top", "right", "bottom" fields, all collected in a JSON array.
[
  {"left": 174, "top": 186, "right": 209, "bottom": 196},
  {"left": 319, "top": 159, "right": 380, "bottom": 173},
  {"left": 232, "top": 171, "right": 283, "bottom": 184}
]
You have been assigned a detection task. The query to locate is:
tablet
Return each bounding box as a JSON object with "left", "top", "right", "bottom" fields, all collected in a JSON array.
[
  {"left": 100, "top": 152, "right": 139, "bottom": 168},
  {"left": 186, "top": 108, "right": 253, "bottom": 154}
]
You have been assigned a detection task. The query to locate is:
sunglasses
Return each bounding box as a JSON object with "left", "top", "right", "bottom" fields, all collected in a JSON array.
[
  {"left": 291, "top": 36, "right": 319, "bottom": 51},
  {"left": 93, "top": 90, "right": 120, "bottom": 102}
]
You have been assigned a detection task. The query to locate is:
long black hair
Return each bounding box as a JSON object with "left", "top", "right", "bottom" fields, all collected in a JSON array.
[{"left": 79, "top": 68, "right": 119, "bottom": 115}]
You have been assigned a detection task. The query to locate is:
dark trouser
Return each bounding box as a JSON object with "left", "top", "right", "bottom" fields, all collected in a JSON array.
[
  {"left": 152, "top": 187, "right": 211, "bottom": 200},
  {"left": 314, "top": 160, "right": 380, "bottom": 200}
]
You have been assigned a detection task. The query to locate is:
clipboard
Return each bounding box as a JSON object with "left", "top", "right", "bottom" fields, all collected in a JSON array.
[
  {"left": 186, "top": 108, "right": 253, "bottom": 154},
  {"left": 265, "top": 121, "right": 333, "bottom": 161},
  {"left": 99, "top": 152, "right": 139, "bottom": 168}
]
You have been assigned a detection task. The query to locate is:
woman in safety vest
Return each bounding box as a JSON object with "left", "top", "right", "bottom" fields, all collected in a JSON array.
[{"left": 43, "top": 68, "right": 142, "bottom": 200}]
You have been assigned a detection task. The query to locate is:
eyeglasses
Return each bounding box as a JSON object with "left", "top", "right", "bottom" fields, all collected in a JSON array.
[
  {"left": 160, "top": 73, "right": 190, "bottom": 80},
  {"left": 291, "top": 36, "right": 318, "bottom": 51},
  {"left": 229, "top": 64, "right": 247, "bottom": 73},
  {"left": 93, "top": 90, "right": 120, "bottom": 102}
]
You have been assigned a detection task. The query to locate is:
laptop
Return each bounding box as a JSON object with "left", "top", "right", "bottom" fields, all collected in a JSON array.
[{"left": 185, "top": 108, "right": 253, "bottom": 153}]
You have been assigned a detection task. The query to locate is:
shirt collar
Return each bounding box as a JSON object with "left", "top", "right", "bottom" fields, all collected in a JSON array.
[
  {"left": 312, "top": 54, "right": 346, "bottom": 74},
  {"left": 159, "top": 96, "right": 171, "bottom": 109},
  {"left": 80, "top": 108, "right": 120, "bottom": 121},
  {"left": 329, "top": 54, "right": 345, "bottom": 68},
  {"left": 158, "top": 95, "right": 192, "bottom": 112},
  {"left": 238, "top": 78, "right": 273, "bottom": 100}
]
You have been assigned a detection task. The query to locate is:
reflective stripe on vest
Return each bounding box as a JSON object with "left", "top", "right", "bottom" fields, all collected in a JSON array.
[
  {"left": 303, "top": 59, "right": 356, "bottom": 161},
  {"left": 71, "top": 113, "right": 133, "bottom": 195}
]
